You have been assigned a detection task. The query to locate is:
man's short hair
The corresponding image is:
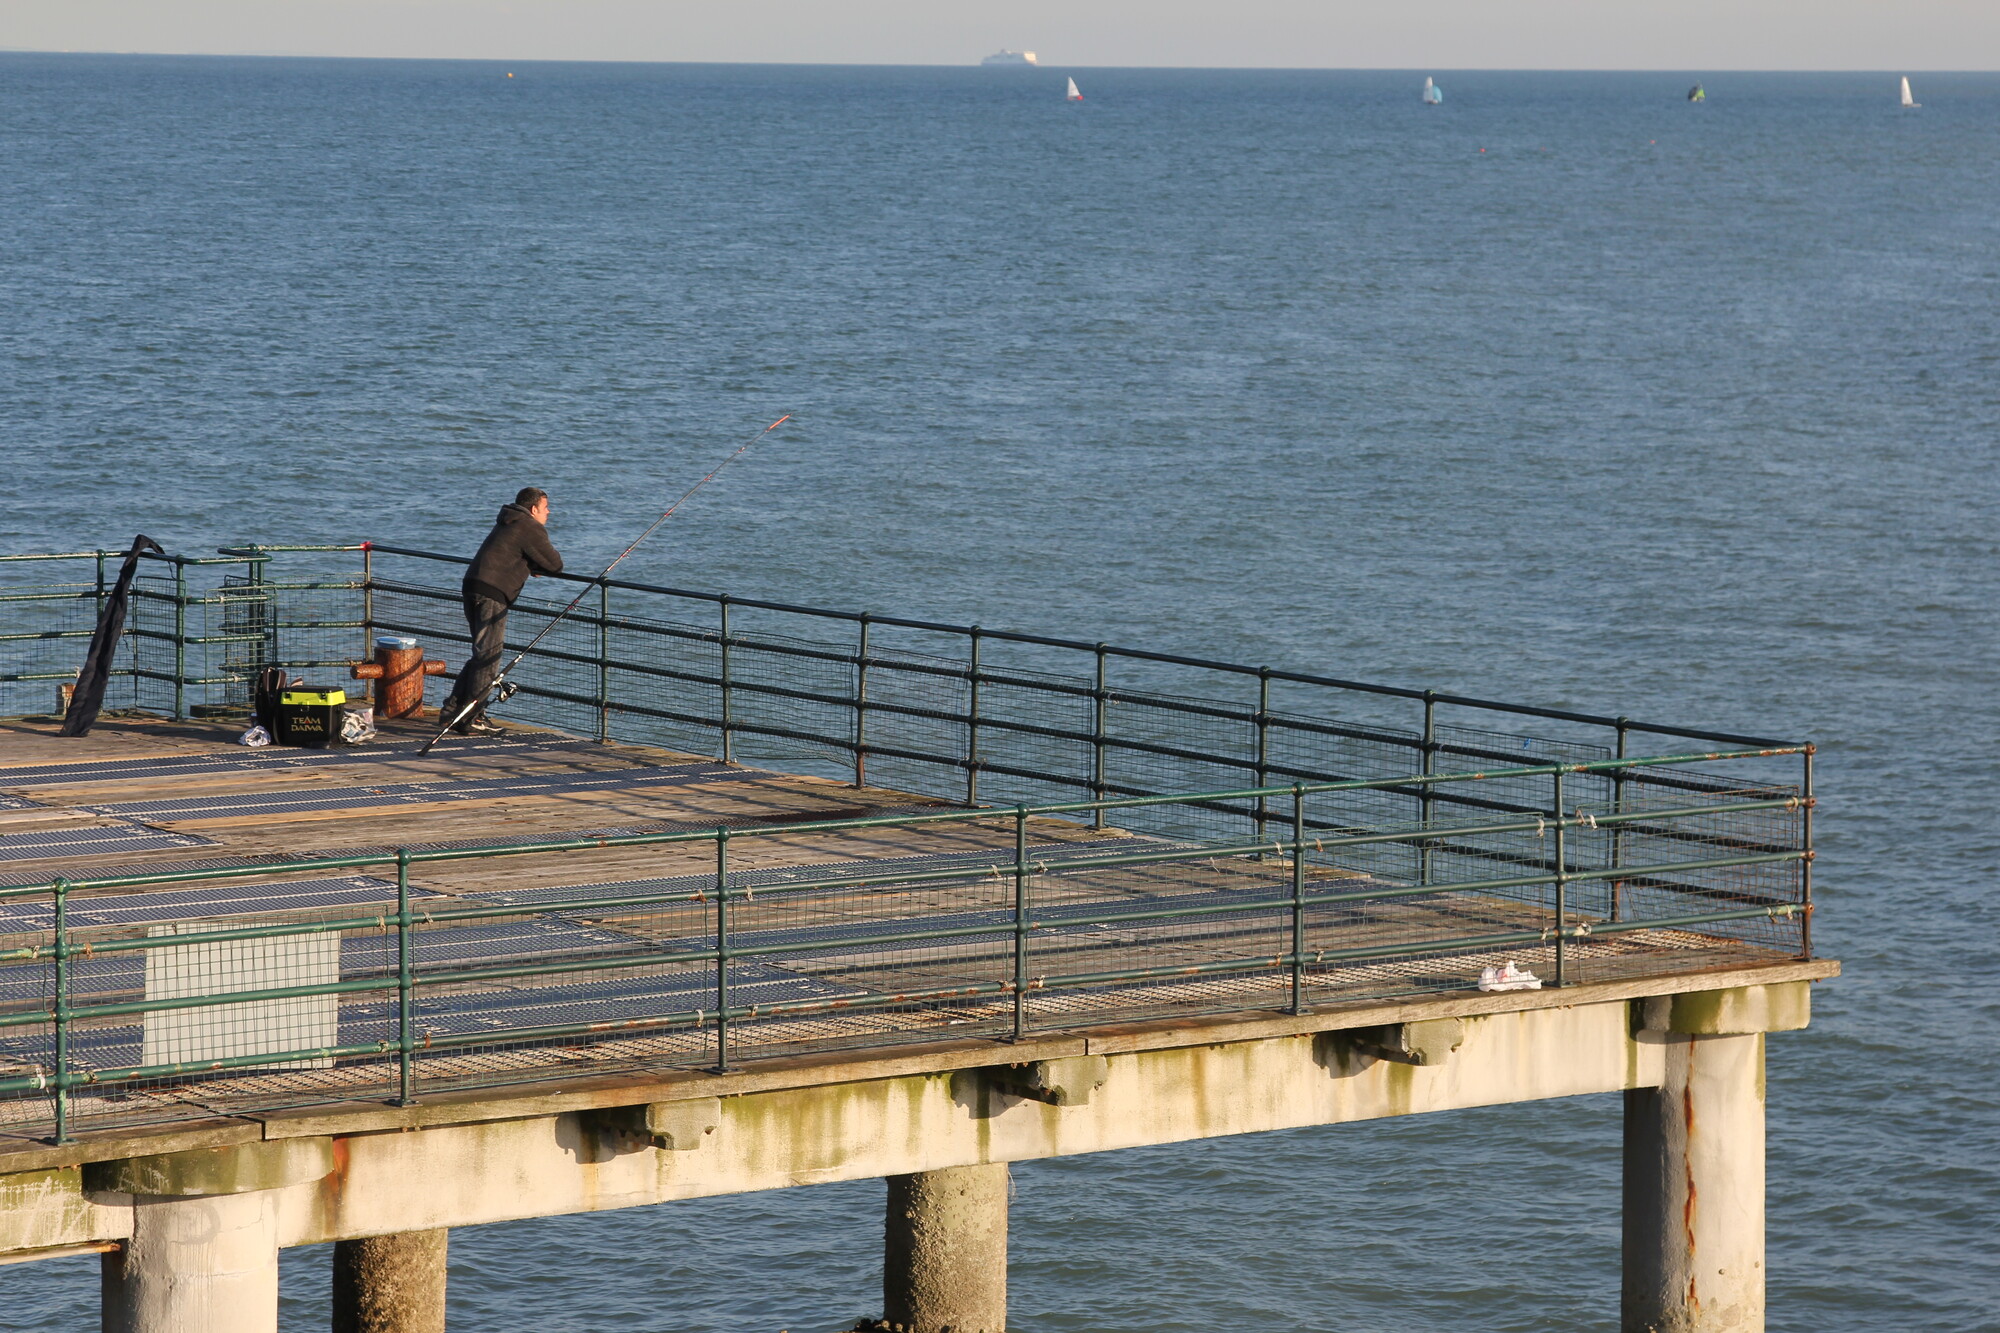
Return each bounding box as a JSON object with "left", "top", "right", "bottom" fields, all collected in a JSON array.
[{"left": 515, "top": 487, "right": 548, "bottom": 508}]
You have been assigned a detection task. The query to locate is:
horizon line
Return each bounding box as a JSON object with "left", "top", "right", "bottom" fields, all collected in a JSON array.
[{"left": 0, "top": 49, "right": 1988, "bottom": 74}]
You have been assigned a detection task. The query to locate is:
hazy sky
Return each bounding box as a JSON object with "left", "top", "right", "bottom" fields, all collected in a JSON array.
[{"left": 3, "top": 0, "right": 1992, "bottom": 70}]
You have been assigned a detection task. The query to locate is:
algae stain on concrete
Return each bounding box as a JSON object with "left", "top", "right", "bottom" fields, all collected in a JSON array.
[
  {"left": 729, "top": 1075, "right": 938, "bottom": 1180},
  {"left": 1380, "top": 1057, "right": 1418, "bottom": 1118},
  {"left": 0, "top": 1165, "right": 120, "bottom": 1250}
]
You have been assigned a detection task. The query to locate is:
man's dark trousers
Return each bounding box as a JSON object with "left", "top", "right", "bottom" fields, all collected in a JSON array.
[{"left": 442, "top": 592, "right": 509, "bottom": 728}]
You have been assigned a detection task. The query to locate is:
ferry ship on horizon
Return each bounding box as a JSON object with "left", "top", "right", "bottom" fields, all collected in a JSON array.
[{"left": 981, "top": 49, "right": 1038, "bottom": 66}]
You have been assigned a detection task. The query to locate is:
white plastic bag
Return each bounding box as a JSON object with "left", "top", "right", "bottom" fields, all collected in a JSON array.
[
  {"left": 1477, "top": 960, "right": 1542, "bottom": 992},
  {"left": 340, "top": 707, "right": 376, "bottom": 745},
  {"left": 238, "top": 724, "right": 272, "bottom": 748}
]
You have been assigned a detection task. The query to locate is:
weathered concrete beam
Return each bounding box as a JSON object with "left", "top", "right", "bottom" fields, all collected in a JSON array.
[
  {"left": 0, "top": 963, "right": 1836, "bottom": 1185},
  {"left": 0, "top": 972, "right": 1829, "bottom": 1269},
  {"left": 0, "top": 1166, "right": 127, "bottom": 1254},
  {"left": 882, "top": 1164, "right": 1007, "bottom": 1333},
  {"left": 1640, "top": 982, "right": 1809, "bottom": 1036},
  {"left": 984, "top": 1056, "right": 1109, "bottom": 1106},
  {"left": 583, "top": 1096, "right": 724, "bottom": 1151},
  {"left": 263, "top": 999, "right": 1667, "bottom": 1246},
  {"left": 84, "top": 1138, "right": 334, "bottom": 1198},
  {"left": 1348, "top": 1018, "right": 1466, "bottom": 1066}
]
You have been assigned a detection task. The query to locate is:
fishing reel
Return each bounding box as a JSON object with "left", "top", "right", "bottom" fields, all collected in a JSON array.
[{"left": 493, "top": 680, "right": 519, "bottom": 703}]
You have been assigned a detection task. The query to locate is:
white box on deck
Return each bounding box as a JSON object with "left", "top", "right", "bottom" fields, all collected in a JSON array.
[{"left": 142, "top": 920, "right": 340, "bottom": 1072}]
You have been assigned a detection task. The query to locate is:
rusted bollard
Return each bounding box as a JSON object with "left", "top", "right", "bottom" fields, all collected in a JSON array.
[{"left": 350, "top": 635, "right": 447, "bottom": 720}]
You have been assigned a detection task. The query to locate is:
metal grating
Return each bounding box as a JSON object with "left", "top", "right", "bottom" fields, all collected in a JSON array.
[
  {"left": 0, "top": 803, "right": 954, "bottom": 891},
  {"left": 0, "top": 823, "right": 214, "bottom": 863},
  {"left": 78, "top": 761, "right": 748, "bottom": 823},
  {"left": 0, "top": 917, "right": 634, "bottom": 1009},
  {"left": 0, "top": 874, "right": 417, "bottom": 933},
  {"left": 0, "top": 856, "right": 348, "bottom": 889},
  {"left": 0, "top": 736, "right": 607, "bottom": 789},
  {"left": 345, "top": 965, "right": 865, "bottom": 1041},
  {"left": 8, "top": 963, "right": 863, "bottom": 1070},
  {"left": 473, "top": 837, "right": 1198, "bottom": 909},
  {"left": 339, "top": 919, "right": 639, "bottom": 976},
  {"left": 314, "top": 804, "right": 952, "bottom": 861},
  {"left": 634, "top": 878, "right": 1342, "bottom": 964}
]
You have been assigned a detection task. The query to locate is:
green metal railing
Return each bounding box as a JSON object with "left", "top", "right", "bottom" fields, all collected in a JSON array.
[
  {"left": 0, "top": 542, "right": 1801, "bottom": 810},
  {"left": 0, "top": 749, "right": 1809, "bottom": 1142},
  {"left": 0, "top": 547, "right": 367, "bottom": 720},
  {"left": 0, "top": 542, "right": 1813, "bottom": 1140},
  {"left": 346, "top": 544, "right": 1806, "bottom": 844}
]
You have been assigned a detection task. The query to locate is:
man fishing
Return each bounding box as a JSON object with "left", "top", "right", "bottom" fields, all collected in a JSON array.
[
  {"left": 437, "top": 487, "right": 563, "bottom": 736},
  {"left": 418, "top": 416, "right": 789, "bottom": 754}
]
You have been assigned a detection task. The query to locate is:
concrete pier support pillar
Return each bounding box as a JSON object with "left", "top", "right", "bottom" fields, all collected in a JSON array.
[
  {"left": 100, "top": 1189, "right": 283, "bottom": 1333},
  {"left": 882, "top": 1163, "right": 1008, "bottom": 1333},
  {"left": 1623, "top": 1026, "right": 1771, "bottom": 1332},
  {"left": 89, "top": 1137, "right": 336, "bottom": 1333},
  {"left": 332, "top": 1229, "right": 450, "bottom": 1333}
]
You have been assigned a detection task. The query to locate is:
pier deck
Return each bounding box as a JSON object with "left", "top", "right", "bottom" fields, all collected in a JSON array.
[{"left": 0, "top": 713, "right": 1805, "bottom": 1155}]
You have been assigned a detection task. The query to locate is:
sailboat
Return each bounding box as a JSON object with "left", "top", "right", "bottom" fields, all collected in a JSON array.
[
  {"left": 1900, "top": 76, "right": 1920, "bottom": 109},
  {"left": 1066, "top": 77, "right": 1083, "bottom": 102},
  {"left": 1687, "top": 83, "right": 1705, "bottom": 103},
  {"left": 1423, "top": 77, "right": 1443, "bottom": 106}
]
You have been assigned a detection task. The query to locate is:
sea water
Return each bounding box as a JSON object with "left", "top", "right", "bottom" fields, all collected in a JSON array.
[{"left": 1, "top": 56, "right": 1995, "bottom": 1331}]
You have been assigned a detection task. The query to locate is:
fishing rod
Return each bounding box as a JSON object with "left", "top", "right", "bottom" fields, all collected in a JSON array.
[{"left": 418, "top": 414, "right": 792, "bottom": 754}]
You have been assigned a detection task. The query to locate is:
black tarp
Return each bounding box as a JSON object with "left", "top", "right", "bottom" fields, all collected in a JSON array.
[{"left": 58, "top": 536, "right": 164, "bottom": 737}]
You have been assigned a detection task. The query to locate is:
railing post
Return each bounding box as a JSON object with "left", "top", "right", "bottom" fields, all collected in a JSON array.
[
  {"left": 1012, "top": 806, "right": 1029, "bottom": 1041},
  {"left": 1419, "top": 690, "right": 1437, "bottom": 887},
  {"left": 1255, "top": 669, "right": 1272, "bottom": 846},
  {"left": 1290, "top": 786, "right": 1306, "bottom": 1015},
  {"left": 172, "top": 558, "right": 189, "bottom": 720},
  {"left": 51, "top": 878, "right": 70, "bottom": 1145},
  {"left": 714, "top": 831, "right": 731, "bottom": 1071},
  {"left": 1800, "top": 745, "right": 1815, "bottom": 959},
  {"left": 854, "top": 615, "right": 870, "bottom": 788},
  {"left": 395, "top": 850, "right": 416, "bottom": 1106},
  {"left": 965, "top": 628, "right": 982, "bottom": 806},
  {"left": 361, "top": 543, "right": 374, "bottom": 658},
  {"left": 1609, "top": 718, "right": 1629, "bottom": 921},
  {"left": 595, "top": 578, "right": 610, "bottom": 743},
  {"left": 719, "top": 596, "right": 734, "bottom": 763},
  {"left": 1552, "top": 769, "right": 1568, "bottom": 989},
  {"left": 1092, "top": 646, "right": 1109, "bottom": 830},
  {"left": 91, "top": 552, "right": 109, "bottom": 714}
]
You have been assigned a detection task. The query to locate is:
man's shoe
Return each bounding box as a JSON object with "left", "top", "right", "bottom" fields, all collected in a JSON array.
[{"left": 463, "top": 717, "right": 505, "bottom": 737}]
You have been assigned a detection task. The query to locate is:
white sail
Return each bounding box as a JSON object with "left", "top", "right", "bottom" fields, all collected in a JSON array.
[
  {"left": 1901, "top": 76, "right": 1919, "bottom": 108},
  {"left": 1067, "top": 77, "right": 1082, "bottom": 101},
  {"left": 1423, "top": 76, "right": 1442, "bottom": 105}
]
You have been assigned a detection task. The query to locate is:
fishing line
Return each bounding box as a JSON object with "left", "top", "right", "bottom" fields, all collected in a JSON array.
[{"left": 419, "top": 414, "right": 793, "bottom": 754}]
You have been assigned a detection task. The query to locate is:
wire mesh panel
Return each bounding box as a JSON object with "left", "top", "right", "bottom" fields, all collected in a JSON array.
[
  {"left": 0, "top": 889, "right": 57, "bottom": 1141},
  {"left": 0, "top": 559, "right": 107, "bottom": 720}
]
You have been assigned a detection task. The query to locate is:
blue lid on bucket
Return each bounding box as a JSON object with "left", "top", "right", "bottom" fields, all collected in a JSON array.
[{"left": 376, "top": 635, "right": 417, "bottom": 651}]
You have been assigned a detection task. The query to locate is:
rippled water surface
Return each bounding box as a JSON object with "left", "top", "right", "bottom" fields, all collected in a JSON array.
[{"left": 1, "top": 55, "right": 1996, "bottom": 1332}]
